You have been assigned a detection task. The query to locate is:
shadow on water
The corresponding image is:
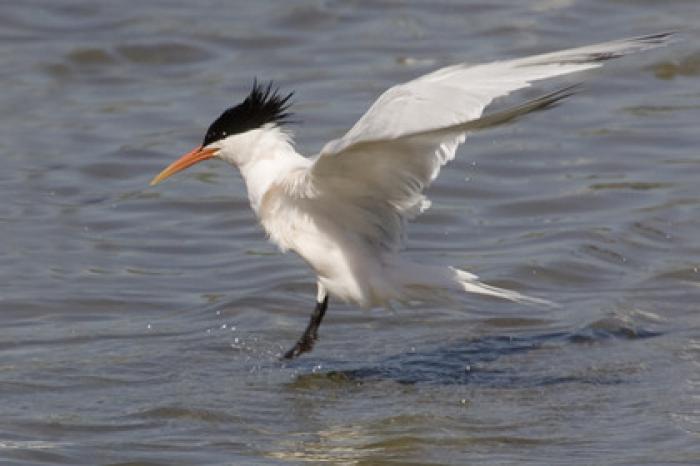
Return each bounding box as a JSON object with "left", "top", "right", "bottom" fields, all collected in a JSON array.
[{"left": 287, "top": 321, "right": 662, "bottom": 388}]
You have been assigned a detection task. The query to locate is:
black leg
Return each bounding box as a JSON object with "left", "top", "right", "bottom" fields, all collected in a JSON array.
[{"left": 283, "top": 295, "right": 329, "bottom": 359}]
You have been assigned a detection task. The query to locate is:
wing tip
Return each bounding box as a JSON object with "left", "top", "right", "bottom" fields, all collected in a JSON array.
[
  {"left": 632, "top": 31, "right": 676, "bottom": 43},
  {"left": 518, "top": 31, "right": 677, "bottom": 68},
  {"left": 626, "top": 31, "right": 678, "bottom": 50}
]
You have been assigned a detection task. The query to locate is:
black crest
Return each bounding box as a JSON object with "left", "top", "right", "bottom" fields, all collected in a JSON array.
[{"left": 202, "top": 80, "right": 294, "bottom": 147}]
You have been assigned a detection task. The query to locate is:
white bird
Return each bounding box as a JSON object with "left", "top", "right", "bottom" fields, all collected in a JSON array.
[{"left": 150, "top": 33, "right": 672, "bottom": 358}]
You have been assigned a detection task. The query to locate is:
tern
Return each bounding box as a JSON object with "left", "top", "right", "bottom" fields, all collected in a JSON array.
[{"left": 151, "top": 33, "right": 672, "bottom": 358}]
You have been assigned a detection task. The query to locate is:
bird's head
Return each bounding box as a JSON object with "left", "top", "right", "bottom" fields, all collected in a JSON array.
[{"left": 150, "top": 80, "right": 293, "bottom": 186}]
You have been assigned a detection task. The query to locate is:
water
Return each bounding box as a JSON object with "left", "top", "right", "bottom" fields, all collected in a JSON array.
[{"left": 1, "top": 1, "right": 699, "bottom": 464}]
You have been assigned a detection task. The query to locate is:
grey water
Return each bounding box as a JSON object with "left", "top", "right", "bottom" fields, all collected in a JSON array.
[{"left": 1, "top": 1, "right": 700, "bottom": 464}]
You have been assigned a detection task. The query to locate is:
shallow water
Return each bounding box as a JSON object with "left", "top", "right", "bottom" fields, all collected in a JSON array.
[{"left": 2, "top": 1, "right": 700, "bottom": 464}]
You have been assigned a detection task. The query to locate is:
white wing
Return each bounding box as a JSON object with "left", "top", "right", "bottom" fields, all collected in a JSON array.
[
  {"left": 320, "top": 33, "right": 671, "bottom": 155},
  {"left": 302, "top": 33, "right": 672, "bottom": 253}
]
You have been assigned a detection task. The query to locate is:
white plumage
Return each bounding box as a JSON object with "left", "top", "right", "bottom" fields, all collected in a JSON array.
[{"left": 151, "top": 33, "right": 672, "bottom": 356}]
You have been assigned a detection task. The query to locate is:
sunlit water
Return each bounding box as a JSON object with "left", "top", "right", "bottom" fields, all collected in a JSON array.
[{"left": 2, "top": 1, "right": 700, "bottom": 464}]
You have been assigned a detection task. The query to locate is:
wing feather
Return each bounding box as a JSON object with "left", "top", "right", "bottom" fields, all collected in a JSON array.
[
  {"left": 297, "top": 33, "right": 673, "bottom": 253},
  {"left": 320, "top": 33, "right": 672, "bottom": 155}
]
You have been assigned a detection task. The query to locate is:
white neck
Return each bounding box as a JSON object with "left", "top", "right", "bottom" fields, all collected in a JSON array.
[{"left": 219, "top": 125, "right": 309, "bottom": 214}]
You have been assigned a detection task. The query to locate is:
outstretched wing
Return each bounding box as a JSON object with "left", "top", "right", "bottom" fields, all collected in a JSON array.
[
  {"left": 320, "top": 33, "right": 671, "bottom": 155},
  {"left": 302, "top": 33, "right": 673, "bottom": 253}
]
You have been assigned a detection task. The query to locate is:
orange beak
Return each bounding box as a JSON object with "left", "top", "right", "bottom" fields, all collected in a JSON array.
[{"left": 149, "top": 146, "right": 218, "bottom": 186}]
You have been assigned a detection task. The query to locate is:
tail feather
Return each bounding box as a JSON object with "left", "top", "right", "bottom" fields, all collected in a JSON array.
[
  {"left": 450, "top": 267, "right": 557, "bottom": 307},
  {"left": 390, "top": 260, "right": 557, "bottom": 307}
]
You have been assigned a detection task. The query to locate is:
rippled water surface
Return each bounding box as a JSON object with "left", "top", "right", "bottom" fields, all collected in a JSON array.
[{"left": 2, "top": 1, "right": 700, "bottom": 464}]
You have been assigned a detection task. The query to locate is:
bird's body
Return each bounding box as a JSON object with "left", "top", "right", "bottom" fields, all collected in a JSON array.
[
  {"left": 225, "top": 123, "right": 541, "bottom": 309},
  {"left": 229, "top": 126, "right": 404, "bottom": 307},
  {"left": 151, "top": 33, "right": 673, "bottom": 357}
]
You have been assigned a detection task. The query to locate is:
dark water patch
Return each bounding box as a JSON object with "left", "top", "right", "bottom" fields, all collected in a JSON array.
[
  {"left": 11, "top": 419, "right": 155, "bottom": 437},
  {"left": 103, "top": 462, "right": 169, "bottom": 466},
  {"left": 630, "top": 220, "right": 674, "bottom": 243},
  {"left": 116, "top": 43, "right": 212, "bottom": 66},
  {"left": 650, "top": 52, "right": 700, "bottom": 80},
  {"left": 589, "top": 181, "right": 673, "bottom": 191},
  {"left": 0, "top": 444, "right": 71, "bottom": 465},
  {"left": 623, "top": 104, "right": 700, "bottom": 117},
  {"left": 0, "top": 329, "right": 191, "bottom": 352},
  {"left": 288, "top": 322, "right": 661, "bottom": 388},
  {"left": 79, "top": 161, "right": 138, "bottom": 180},
  {"left": 652, "top": 266, "right": 700, "bottom": 283},
  {"left": 273, "top": 4, "right": 340, "bottom": 30},
  {"left": 0, "top": 380, "right": 62, "bottom": 395},
  {"left": 568, "top": 318, "right": 662, "bottom": 343},
  {"left": 488, "top": 192, "right": 618, "bottom": 217},
  {"left": 133, "top": 406, "right": 241, "bottom": 424},
  {"left": 578, "top": 243, "right": 629, "bottom": 267},
  {"left": 67, "top": 47, "right": 117, "bottom": 66},
  {"left": 196, "top": 33, "right": 304, "bottom": 51},
  {"left": 480, "top": 317, "right": 552, "bottom": 328}
]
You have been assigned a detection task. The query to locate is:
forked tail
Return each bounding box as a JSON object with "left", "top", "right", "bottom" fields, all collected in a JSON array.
[
  {"left": 449, "top": 267, "right": 556, "bottom": 307},
  {"left": 393, "top": 261, "right": 556, "bottom": 307}
]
